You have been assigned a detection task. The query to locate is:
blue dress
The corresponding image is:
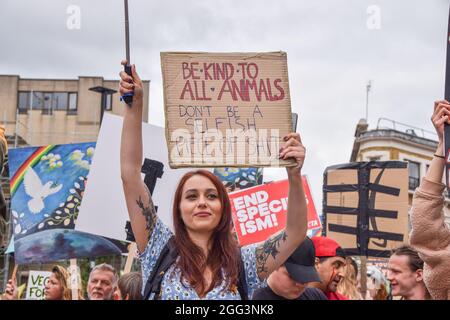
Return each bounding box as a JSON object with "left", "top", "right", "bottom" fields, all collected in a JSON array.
[{"left": 139, "top": 217, "right": 265, "bottom": 300}]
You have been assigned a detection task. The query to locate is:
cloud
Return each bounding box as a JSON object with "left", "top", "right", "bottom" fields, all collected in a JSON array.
[{"left": 69, "top": 149, "right": 92, "bottom": 169}]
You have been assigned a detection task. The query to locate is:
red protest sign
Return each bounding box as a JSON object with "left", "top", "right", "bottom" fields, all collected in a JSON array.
[{"left": 229, "top": 177, "right": 321, "bottom": 246}]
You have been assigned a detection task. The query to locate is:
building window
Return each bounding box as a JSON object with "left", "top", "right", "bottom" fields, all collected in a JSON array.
[
  {"left": 105, "top": 93, "right": 113, "bottom": 111},
  {"left": 42, "top": 92, "right": 53, "bottom": 114},
  {"left": 18, "top": 92, "right": 30, "bottom": 114},
  {"left": 17, "top": 91, "right": 77, "bottom": 114},
  {"left": 68, "top": 93, "right": 77, "bottom": 114},
  {"left": 53, "top": 92, "right": 69, "bottom": 110},
  {"left": 407, "top": 160, "right": 420, "bottom": 190},
  {"left": 368, "top": 156, "right": 381, "bottom": 161},
  {"left": 31, "top": 91, "right": 45, "bottom": 110}
]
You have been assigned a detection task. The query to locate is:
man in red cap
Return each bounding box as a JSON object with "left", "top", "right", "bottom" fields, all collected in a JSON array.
[{"left": 309, "top": 236, "right": 348, "bottom": 300}]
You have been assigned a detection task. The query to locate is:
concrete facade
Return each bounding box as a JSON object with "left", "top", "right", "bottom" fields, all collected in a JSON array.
[{"left": 0, "top": 75, "right": 150, "bottom": 146}]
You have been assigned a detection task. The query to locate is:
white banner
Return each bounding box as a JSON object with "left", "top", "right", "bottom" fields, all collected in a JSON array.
[{"left": 25, "top": 270, "right": 52, "bottom": 300}]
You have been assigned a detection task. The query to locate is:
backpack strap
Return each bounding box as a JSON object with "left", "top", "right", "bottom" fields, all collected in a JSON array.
[
  {"left": 143, "top": 236, "right": 178, "bottom": 300},
  {"left": 236, "top": 250, "right": 248, "bottom": 300}
]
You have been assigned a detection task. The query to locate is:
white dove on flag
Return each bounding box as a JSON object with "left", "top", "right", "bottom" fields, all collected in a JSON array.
[{"left": 23, "top": 166, "right": 62, "bottom": 214}]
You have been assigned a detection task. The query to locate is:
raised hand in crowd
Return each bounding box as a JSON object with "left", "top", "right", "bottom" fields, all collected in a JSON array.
[
  {"left": 2, "top": 278, "right": 18, "bottom": 300},
  {"left": 408, "top": 100, "right": 450, "bottom": 300}
]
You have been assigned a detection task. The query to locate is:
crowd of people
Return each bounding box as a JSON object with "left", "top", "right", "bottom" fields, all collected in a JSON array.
[
  {"left": 0, "top": 263, "right": 142, "bottom": 301},
  {"left": 1, "top": 65, "right": 450, "bottom": 300},
  {"left": 0, "top": 238, "right": 433, "bottom": 301}
]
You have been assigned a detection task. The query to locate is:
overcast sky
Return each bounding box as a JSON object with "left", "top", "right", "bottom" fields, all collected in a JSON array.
[{"left": 1, "top": 0, "right": 449, "bottom": 213}]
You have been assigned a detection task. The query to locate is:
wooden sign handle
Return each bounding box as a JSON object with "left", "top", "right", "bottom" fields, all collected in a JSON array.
[
  {"left": 359, "top": 256, "right": 367, "bottom": 299},
  {"left": 11, "top": 265, "right": 18, "bottom": 283},
  {"left": 123, "top": 242, "right": 137, "bottom": 274},
  {"left": 0, "top": 265, "right": 18, "bottom": 300},
  {"left": 69, "top": 259, "right": 79, "bottom": 300}
]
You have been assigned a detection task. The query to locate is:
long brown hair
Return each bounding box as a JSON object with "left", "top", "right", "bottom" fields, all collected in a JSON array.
[
  {"left": 337, "top": 257, "right": 363, "bottom": 300},
  {"left": 172, "top": 170, "right": 239, "bottom": 297},
  {"left": 50, "top": 265, "right": 71, "bottom": 300}
]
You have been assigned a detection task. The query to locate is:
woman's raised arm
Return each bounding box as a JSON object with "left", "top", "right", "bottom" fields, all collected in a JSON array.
[
  {"left": 255, "top": 132, "right": 308, "bottom": 279},
  {"left": 119, "top": 61, "right": 156, "bottom": 253}
]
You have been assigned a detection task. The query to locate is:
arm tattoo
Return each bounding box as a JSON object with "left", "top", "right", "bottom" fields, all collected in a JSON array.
[
  {"left": 135, "top": 185, "right": 157, "bottom": 241},
  {"left": 255, "top": 231, "right": 287, "bottom": 274}
]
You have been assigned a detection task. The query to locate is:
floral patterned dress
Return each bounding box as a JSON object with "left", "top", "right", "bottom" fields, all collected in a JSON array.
[{"left": 139, "top": 217, "right": 265, "bottom": 300}]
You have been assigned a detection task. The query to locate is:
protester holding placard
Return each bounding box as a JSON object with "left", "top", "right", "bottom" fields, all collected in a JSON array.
[
  {"left": 408, "top": 100, "right": 450, "bottom": 300},
  {"left": 1, "top": 279, "right": 18, "bottom": 300},
  {"left": 119, "top": 61, "right": 308, "bottom": 300}
]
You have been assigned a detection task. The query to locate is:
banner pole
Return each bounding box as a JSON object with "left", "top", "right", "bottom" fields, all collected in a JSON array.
[
  {"left": 122, "top": 0, "right": 133, "bottom": 105},
  {"left": 359, "top": 256, "right": 367, "bottom": 299},
  {"left": 69, "top": 259, "right": 79, "bottom": 300},
  {"left": 444, "top": 6, "right": 450, "bottom": 195},
  {"left": 123, "top": 242, "right": 137, "bottom": 274},
  {"left": 11, "top": 264, "right": 18, "bottom": 283}
]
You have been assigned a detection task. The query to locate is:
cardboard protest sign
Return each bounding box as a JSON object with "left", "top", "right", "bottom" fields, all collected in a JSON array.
[
  {"left": 25, "top": 271, "right": 51, "bottom": 300},
  {"left": 75, "top": 113, "right": 194, "bottom": 241},
  {"left": 161, "top": 52, "right": 294, "bottom": 168},
  {"left": 229, "top": 177, "right": 322, "bottom": 246},
  {"left": 323, "top": 161, "right": 409, "bottom": 258},
  {"left": 8, "top": 143, "right": 125, "bottom": 264}
]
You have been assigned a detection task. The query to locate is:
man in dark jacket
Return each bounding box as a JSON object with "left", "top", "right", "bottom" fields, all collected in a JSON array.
[{"left": 252, "top": 237, "right": 327, "bottom": 300}]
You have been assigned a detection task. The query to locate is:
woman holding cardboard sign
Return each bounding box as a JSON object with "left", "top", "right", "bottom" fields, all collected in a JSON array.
[{"left": 119, "top": 60, "right": 308, "bottom": 300}]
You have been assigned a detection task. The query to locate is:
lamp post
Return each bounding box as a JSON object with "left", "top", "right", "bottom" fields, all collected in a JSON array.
[{"left": 88, "top": 86, "right": 117, "bottom": 125}]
